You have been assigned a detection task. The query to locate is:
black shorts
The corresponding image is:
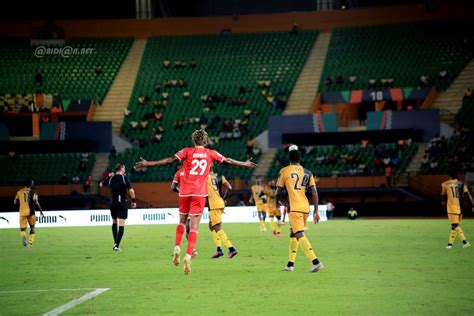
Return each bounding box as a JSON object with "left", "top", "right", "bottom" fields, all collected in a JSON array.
[{"left": 111, "top": 203, "right": 128, "bottom": 219}]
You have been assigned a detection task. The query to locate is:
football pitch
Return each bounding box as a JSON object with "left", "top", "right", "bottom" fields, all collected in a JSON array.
[{"left": 1, "top": 219, "right": 473, "bottom": 315}]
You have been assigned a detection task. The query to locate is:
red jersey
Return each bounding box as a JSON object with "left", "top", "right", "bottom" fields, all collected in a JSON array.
[
  {"left": 174, "top": 146, "right": 225, "bottom": 197},
  {"left": 173, "top": 168, "right": 184, "bottom": 187}
]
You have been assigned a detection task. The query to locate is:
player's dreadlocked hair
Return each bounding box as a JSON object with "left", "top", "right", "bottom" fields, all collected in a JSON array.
[{"left": 192, "top": 129, "right": 208, "bottom": 146}]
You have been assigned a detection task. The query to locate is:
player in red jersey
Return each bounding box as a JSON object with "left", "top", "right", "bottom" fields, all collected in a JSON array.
[{"left": 136, "top": 129, "right": 256, "bottom": 274}]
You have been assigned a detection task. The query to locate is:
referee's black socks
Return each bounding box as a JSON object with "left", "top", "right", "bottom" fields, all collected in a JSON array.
[
  {"left": 112, "top": 223, "right": 118, "bottom": 244},
  {"left": 117, "top": 226, "right": 125, "bottom": 247}
]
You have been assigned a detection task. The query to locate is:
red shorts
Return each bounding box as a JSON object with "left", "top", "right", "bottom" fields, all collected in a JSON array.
[{"left": 179, "top": 196, "right": 207, "bottom": 216}]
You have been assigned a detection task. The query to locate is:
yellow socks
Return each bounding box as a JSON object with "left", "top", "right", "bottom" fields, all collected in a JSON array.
[
  {"left": 298, "top": 236, "right": 317, "bottom": 261},
  {"left": 289, "top": 237, "right": 298, "bottom": 263},
  {"left": 455, "top": 227, "right": 466, "bottom": 242},
  {"left": 20, "top": 231, "right": 26, "bottom": 238},
  {"left": 212, "top": 231, "right": 221, "bottom": 248},
  {"left": 448, "top": 230, "right": 457, "bottom": 245},
  {"left": 28, "top": 233, "right": 35, "bottom": 245},
  {"left": 269, "top": 217, "right": 281, "bottom": 234},
  {"left": 259, "top": 220, "right": 266, "bottom": 231},
  {"left": 217, "top": 230, "right": 233, "bottom": 249}
]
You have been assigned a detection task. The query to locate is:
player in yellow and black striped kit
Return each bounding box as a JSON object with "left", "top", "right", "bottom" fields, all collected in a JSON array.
[{"left": 13, "top": 179, "right": 44, "bottom": 247}]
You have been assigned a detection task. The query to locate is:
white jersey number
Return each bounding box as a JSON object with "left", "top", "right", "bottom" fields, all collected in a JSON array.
[{"left": 190, "top": 159, "right": 207, "bottom": 175}]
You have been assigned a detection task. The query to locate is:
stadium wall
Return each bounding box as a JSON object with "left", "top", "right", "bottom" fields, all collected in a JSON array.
[{"left": 0, "top": 3, "right": 472, "bottom": 38}]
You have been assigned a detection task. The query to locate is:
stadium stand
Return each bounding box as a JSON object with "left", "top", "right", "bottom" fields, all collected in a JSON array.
[
  {"left": 0, "top": 152, "right": 95, "bottom": 185},
  {"left": 0, "top": 38, "right": 133, "bottom": 102},
  {"left": 419, "top": 94, "right": 474, "bottom": 175},
  {"left": 319, "top": 21, "right": 474, "bottom": 93},
  {"left": 112, "top": 31, "right": 318, "bottom": 181},
  {"left": 455, "top": 93, "right": 474, "bottom": 131},
  {"left": 418, "top": 133, "right": 473, "bottom": 175},
  {"left": 266, "top": 142, "right": 418, "bottom": 179}
]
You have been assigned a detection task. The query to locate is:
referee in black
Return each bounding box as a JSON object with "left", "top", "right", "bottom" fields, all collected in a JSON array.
[{"left": 100, "top": 163, "right": 136, "bottom": 251}]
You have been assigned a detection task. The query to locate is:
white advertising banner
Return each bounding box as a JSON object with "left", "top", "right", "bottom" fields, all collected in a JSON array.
[{"left": 0, "top": 206, "right": 327, "bottom": 229}]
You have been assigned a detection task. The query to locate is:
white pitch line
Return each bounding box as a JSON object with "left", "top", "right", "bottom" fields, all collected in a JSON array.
[
  {"left": 42, "top": 288, "right": 110, "bottom": 316},
  {"left": 0, "top": 288, "right": 96, "bottom": 295}
]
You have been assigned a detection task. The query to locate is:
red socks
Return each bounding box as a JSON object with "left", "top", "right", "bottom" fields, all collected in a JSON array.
[
  {"left": 175, "top": 223, "right": 185, "bottom": 246},
  {"left": 187, "top": 230, "right": 198, "bottom": 255}
]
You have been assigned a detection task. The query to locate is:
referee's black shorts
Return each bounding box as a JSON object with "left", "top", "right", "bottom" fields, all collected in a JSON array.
[{"left": 111, "top": 203, "right": 128, "bottom": 219}]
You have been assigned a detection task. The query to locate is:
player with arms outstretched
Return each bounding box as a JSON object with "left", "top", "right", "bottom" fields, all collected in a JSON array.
[
  {"left": 136, "top": 129, "right": 256, "bottom": 274},
  {"left": 14, "top": 179, "right": 44, "bottom": 247},
  {"left": 207, "top": 169, "right": 238, "bottom": 258},
  {"left": 276, "top": 145, "right": 324, "bottom": 273},
  {"left": 441, "top": 170, "right": 472, "bottom": 249}
]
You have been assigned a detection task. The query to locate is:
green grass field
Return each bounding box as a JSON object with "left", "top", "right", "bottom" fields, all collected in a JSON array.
[{"left": 1, "top": 219, "right": 474, "bottom": 315}]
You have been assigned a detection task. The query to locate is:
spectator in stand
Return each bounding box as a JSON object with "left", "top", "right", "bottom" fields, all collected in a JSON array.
[
  {"left": 368, "top": 78, "right": 377, "bottom": 87},
  {"left": 163, "top": 59, "right": 171, "bottom": 68},
  {"left": 140, "top": 120, "right": 149, "bottom": 129},
  {"left": 349, "top": 75, "right": 357, "bottom": 85},
  {"left": 190, "top": 58, "right": 197, "bottom": 68},
  {"left": 83, "top": 176, "right": 92, "bottom": 194},
  {"left": 336, "top": 75, "right": 344, "bottom": 85},
  {"left": 35, "top": 71, "right": 43, "bottom": 85},
  {"left": 78, "top": 161, "right": 86, "bottom": 172},
  {"left": 439, "top": 70, "right": 447, "bottom": 80},
  {"left": 130, "top": 120, "right": 138, "bottom": 129},
  {"left": 290, "top": 22, "right": 300, "bottom": 35},
  {"left": 325, "top": 76, "right": 333, "bottom": 86},
  {"left": 266, "top": 93, "right": 274, "bottom": 104},
  {"left": 420, "top": 74, "right": 430, "bottom": 86},
  {"left": 81, "top": 153, "right": 89, "bottom": 162},
  {"left": 384, "top": 165, "right": 392, "bottom": 187},
  {"left": 246, "top": 138, "right": 255, "bottom": 156},
  {"left": 101, "top": 169, "right": 111, "bottom": 182},
  {"left": 109, "top": 146, "right": 117, "bottom": 158},
  {"left": 124, "top": 108, "right": 132, "bottom": 117},
  {"left": 60, "top": 173, "right": 70, "bottom": 184},
  {"left": 72, "top": 176, "right": 80, "bottom": 184},
  {"left": 463, "top": 88, "right": 473, "bottom": 102},
  {"left": 41, "top": 114, "right": 50, "bottom": 123},
  {"left": 154, "top": 84, "right": 161, "bottom": 93},
  {"left": 95, "top": 64, "right": 103, "bottom": 76},
  {"left": 183, "top": 91, "right": 191, "bottom": 99}
]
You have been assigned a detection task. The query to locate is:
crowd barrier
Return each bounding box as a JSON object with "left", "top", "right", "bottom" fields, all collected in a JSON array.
[{"left": 0, "top": 206, "right": 327, "bottom": 229}]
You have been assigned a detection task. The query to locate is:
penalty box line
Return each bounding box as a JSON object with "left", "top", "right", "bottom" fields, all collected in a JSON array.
[
  {"left": 0, "top": 288, "right": 97, "bottom": 295},
  {"left": 42, "top": 288, "right": 110, "bottom": 316}
]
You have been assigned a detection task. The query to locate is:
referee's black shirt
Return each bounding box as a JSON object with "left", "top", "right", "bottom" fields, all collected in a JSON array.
[{"left": 102, "top": 174, "right": 132, "bottom": 205}]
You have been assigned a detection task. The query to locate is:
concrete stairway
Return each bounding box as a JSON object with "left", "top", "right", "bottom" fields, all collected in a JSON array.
[
  {"left": 431, "top": 59, "right": 474, "bottom": 125},
  {"left": 93, "top": 39, "right": 147, "bottom": 133},
  {"left": 406, "top": 143, "right": 428, "bottom": 174},
  {"left": 91, "top": 153, "right": 110, "bottom": 181},
  {"left": 284, "top": 32, "right": 331, "bottom": 115},
  {"left": 253, "top": 148, "right": 277, "bottom": 179},
  {"left": 255, "top": 33, "right": 332, "bottom": 178}
]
